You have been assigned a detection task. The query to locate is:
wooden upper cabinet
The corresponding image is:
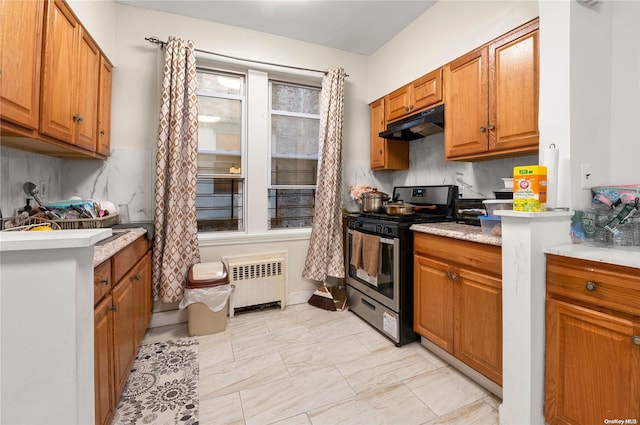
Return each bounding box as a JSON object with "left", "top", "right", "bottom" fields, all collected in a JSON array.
[
  {"left": 96, "top": 56, "right": 113, "bottom": 156},
  {"left": 41, "top": 0, "right": 100, "bottom": 151},
  {"left": 40, "top": 0, "right": 79, "bottom": 143},
  {"left": 370, "top": 98, "right": 409, "bottom": 170},
  {"left": 386, "top": 67, "right": 443, "bottom": 123},
  {"left": 0, "top": 0, "right": 44, "bottom": 129},
  {"left": 74, "top": 28, "right": 100, "bottom": 151},
  {"left": 445, "top": 18, "right": 539, "bottom": 161}
]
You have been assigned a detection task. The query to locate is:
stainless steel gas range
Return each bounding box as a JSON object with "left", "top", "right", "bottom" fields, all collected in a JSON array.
[{"left": 345, "top": 185, "right": 458, "bottom": 346}]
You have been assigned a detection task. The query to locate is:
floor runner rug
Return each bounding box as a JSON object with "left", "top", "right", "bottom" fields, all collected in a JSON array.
[{"left": 112, "top": 338, "right": 199, "bottom": 425}]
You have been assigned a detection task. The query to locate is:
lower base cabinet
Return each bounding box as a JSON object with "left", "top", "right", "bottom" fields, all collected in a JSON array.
[
  {"left": 414, "top": 233, "right": 502, "bottom": 385},
  {"left": 94, "top": 237, "right": 151, "bottom": 425},
  {"left": 545, "top": 255, "right": 640, "bottom": 425}
]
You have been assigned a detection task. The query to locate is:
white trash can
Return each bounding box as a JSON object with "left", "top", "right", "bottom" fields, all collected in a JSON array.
[{"left": 179, "top": 262, "right": 232, "bottom": 336}]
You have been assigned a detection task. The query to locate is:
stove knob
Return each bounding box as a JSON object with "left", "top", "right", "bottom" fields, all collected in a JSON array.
[
  {"left": 386, "top": 226, "right": 393, "bottom": 234},
  {"left": 376, "top": 225, "right": 383, "bottom": 233}
]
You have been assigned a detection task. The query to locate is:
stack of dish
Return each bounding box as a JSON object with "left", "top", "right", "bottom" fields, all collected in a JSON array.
[{"left": 494, "top": 177, "right": 514, "bottom": 199}]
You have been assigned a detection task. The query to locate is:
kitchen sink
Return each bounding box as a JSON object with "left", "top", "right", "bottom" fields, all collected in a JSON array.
[{"left": 95, "top": 229, "right": 130, "bottom": 246}]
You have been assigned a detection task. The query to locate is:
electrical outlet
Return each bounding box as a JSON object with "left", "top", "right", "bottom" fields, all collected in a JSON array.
[
  {"left": 580, "top": 164, "right": 592, "bottom": 189},
  {"left": 39, "top": 180, "right": 47, "bottom": 199}
]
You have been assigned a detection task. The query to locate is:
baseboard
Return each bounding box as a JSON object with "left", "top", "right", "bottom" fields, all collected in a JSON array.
[
  {"left": 420, "top": 337, "right": 503, "bottom": 399},
  {"left": 288, "top": 290, "right": 314, "bottom": 306},
  {"left": 149, "top": 308, "right": 187, "bottom": 328}
]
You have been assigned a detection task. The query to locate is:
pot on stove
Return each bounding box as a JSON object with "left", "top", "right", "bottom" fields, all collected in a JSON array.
[{"left": 361, "top": 190, "right": 389, "bottom": 213}]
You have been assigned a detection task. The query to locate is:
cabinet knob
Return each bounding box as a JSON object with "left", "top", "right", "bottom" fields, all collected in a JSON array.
[
  {"left": 488, "top": 124, "right": 495, "bottom": 131},
  {"left": 445, "top": 271, "right": 451, "bottom": 279},
  {"left": 132, "top": 273, "right": 141, "bottom": 281},
  {"left": 379, "top": 150, "right": 383, "bottom": 155},
  {"left": 405, "top": 106, "right": 410, "bottom": 112},
  {"left": 100, "top": 278, "right": 109, "bottom": 285},
  {"left": 73, "top": 114, "right": 84, "bottom": 123},
  {"left": 110, "top": 304, "right": 118, "bottom": 312},
  {"left": 451, "top": 273, "right": 458, "bottom": 281},
  {"left": 480, "top": 126, "right": 487, "bottom": 133},
  {"left": 633, "top": 336, "right": 640, "bottom": 346},
  {"left": 100, "top": 130, "right": 106, "bottom": 135},
  {"left": 585, "top": 281, "right": 597, "bottom": 292}
]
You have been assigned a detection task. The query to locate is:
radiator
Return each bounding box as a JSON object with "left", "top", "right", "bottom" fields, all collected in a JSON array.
[{"left": 221, "top": 251, "right": 287, "bottom": 317}]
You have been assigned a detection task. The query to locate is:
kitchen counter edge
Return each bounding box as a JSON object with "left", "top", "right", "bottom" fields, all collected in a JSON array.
[
  {"left": 544, "top": 243, "right": 640, "bottom": 269},
  {"left": 411, "top": 222, "right": 501, "bottom": 246},
  {"left": 94, "top": 227, "right": 148, "bottom": 267}
]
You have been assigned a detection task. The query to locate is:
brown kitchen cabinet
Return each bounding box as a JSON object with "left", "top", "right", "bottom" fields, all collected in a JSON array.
[
  {"left": 445, "top": 18, "right": 539, "bottom": 161},
  {"left": 94, "top": 235, "right": 152, "bottom": 425},
  {"left": 414, "top": 233, "right": 502, "bottom": 385},
  {"left": 370, "top": 97, "right": 409, "bottom": 170},
  {"left": 0, "top": 0, "right": 44, "bottom": 130},
  {"left": 0, "top": 0, "right": 112, "bottom": 159},
  {"left": 545, "top": 255, "right": 640, "bottom": 425},
  {"left": 385, "top": 68, "right": 443, "bottom": 123},
  {"left": 96, "top": 55, "right": 113, "bottom": 156}
]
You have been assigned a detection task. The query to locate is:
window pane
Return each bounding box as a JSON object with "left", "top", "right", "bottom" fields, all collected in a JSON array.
[
  {"left": 272, "top": 82, "right": 319, "bottom": 114},
  {"left": 271, "top": 158, "right": 316, "bottom": 185},
  {"left": 198, "top": 152, "right": 241, "bottom": 175},
  {"left": 196, "top": 178, "right": 243, "bottom": 232},
  {"left": 197, "top": 72, "right": 242, "bottom": 96},
  {"left": 268, "top": 189, "right": 315, "bottom": 229},
  {"left": 198, "top": 96, "right": 242, "bottom": 154},
  {"left": 271, "top": 115, "right": 319, "bottom": 156}
]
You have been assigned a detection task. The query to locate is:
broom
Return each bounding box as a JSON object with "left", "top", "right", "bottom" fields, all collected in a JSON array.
[{"left": 308, "top": 283, "right": 337, "bottom": 311}]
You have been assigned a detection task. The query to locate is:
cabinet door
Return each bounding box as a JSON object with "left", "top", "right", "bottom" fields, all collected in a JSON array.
[
  {"left": 545, "top": 299, "right": 640, "bottom": 425},
  {"left": 96, "top": 56, "right": 112, "bottom": 156},
  {"left": 444, "top": 47, "right": 489, "bottom": 159},
  {"left": 74, "top": 28, "right": 100, "bottom": 151},
  {"left": 370, "top": 98, "right": 386, "bottom": 169},
  {"left": 412, "top": 68, "right": 443, "bottom": 112},
  {"left": 454, "top": 267, "right": 502, "bottom": 385},
  {"left": 111, "top": 276, "right": 135, "bottom": 397},
  {"left": 40, "top": 0, "right": 78, "bottom": 142},
  {"left": 489, "top": 23, "right": 539, "bottom": 154},
  {"left": 0, "top": 0, "right": 43, "bottom": 129},
  {"left": 133, "top": 252, "right": 152, "bottom": 347},
  {"left": 385, "top": 84, "right": 413, "bottom": 122},
  {"left": 414, "top": 255, "right": 454, "bottom": 353},
  {"left": 94, "top": 296, "right": 114, "bottom": 425}
]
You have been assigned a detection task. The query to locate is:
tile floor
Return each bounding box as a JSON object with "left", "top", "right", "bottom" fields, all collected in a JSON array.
[{"left": 142, "top": 303, "right": 501, "bottom": 425}]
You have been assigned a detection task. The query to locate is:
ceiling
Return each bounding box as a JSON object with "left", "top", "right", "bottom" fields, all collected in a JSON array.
[{"left": 116, "top": 1, "right": 437, "bottom": 55}]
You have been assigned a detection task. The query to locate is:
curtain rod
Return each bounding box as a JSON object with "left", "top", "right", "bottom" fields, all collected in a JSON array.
[{"left": 145, "top": 36, "right": 348, "bottom": 76}]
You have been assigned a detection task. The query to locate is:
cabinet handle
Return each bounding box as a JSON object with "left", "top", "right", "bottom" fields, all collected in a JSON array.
[
  {"left": 585, "top": 281, "right": 597, "bottom": 292},
  {"left": 100, "top": 130, "right": 105, "bottom": 135},
  {"left": 633, "top": 336, "right": 640, "bottom": 346},
  {"left": 445, "top": 271, "right": 451, "bottom": 279},
  {"left": 132, "top": 273, "right": 141, "bottom": 281},
  {"left": 480, "top": 126, "right": 487, "bottom": 133},
  {"left": 100, "top": 278, "right": 109, "bottom": 285},
  {"left": 379, "top": 150, "right": 383, "bottom": 155},
  {"left": 110, "top": 304, "right": 118, "bottom": 312},
  {"left": 451, "top": 273, "right": 458, "bottom": 281},
  {"left": 488, "top": 124, "right": 495, "bottom": 131},
  {"left": 405, "top": 106, "right": 410, "bottom": 112},
  {"left": 73, "top": 114, "right": 84, "bottom": 123}
]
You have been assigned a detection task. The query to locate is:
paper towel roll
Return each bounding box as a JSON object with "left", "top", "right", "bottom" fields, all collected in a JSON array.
[{"left": 542, "top": 145, "right": 559, "bottom": 209}]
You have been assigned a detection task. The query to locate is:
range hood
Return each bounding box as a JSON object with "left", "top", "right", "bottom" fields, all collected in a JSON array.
[{"left": 379, "top": 104, "right": 444, "bottom": 141}]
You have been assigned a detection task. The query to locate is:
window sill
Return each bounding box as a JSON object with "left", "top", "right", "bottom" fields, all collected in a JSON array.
[{"left": 197, "top": 228, "right": 312, "bottom": 247}]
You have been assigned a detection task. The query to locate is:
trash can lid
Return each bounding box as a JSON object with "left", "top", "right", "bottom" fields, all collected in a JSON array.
[{"left": 187, "top": 262, "right": 229, "bottom": 288}]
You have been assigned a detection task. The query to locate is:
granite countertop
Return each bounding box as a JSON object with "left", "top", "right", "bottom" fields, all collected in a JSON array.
[
  {"left": 411, "top": 222, "right": 501, "bottom": 246},
  {"left": 545, "top": 243, "right": 640, "bottom": 269},
  {"left": 94, "top": 227, "right": 147, "bottom": 267}
]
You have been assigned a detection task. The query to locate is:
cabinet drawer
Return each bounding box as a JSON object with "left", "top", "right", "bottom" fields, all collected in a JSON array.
[
  {"left": 414, "top": 233, "right": 501, "bottom": 277},
  {"left": 112, "top": 236, "right": 149, "bottom": 283},
  {"left": 546, "top": 254, "right": 640, "bottom": 317},
  {"left": 94, "top": 260, "right": 111, "bottom": 305}
]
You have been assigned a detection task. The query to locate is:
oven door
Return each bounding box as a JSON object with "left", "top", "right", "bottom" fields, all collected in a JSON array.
[{"left": 346, "top": 228, "right": 400, "bottom": 311}]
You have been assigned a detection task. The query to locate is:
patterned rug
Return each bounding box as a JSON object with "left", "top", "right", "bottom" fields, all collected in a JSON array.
[{"left": 112, "top": 338, "right": 199, "bottom": 425}]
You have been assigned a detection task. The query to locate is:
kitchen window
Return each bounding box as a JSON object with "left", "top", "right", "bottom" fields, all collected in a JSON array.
[
  {"left": 196, "top": 69, "right": 245, "bottom": 232},
  {"left": 268, "top": 81, "right": 320, "bottom": 229}
]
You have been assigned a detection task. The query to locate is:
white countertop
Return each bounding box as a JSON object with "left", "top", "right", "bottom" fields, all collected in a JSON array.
[
  {"left": 545, "top": 243, "right": 640, "bottom": 269},
  {"left": 0, "top": 228, "right": 111, "bottom": 251}
]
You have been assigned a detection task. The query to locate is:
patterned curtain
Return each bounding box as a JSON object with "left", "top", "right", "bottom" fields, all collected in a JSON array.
[
  {"left": 152, "top": 37, "right": 201, "bottom": 303},
  {"left": 302, "top": 68, "right": 347, "bottom": 282}
]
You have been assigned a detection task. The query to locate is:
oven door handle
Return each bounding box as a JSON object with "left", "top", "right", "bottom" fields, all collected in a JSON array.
[{"left": 347, "top": 229, "right": 396, "bottom": 245}]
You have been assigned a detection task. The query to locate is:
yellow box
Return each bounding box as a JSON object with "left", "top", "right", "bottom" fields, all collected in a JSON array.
[{"left": 513, "top": 165, "right": 547, "bottom": 211}]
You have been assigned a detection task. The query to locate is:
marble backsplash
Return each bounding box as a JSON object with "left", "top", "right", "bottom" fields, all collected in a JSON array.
[
  {"left": 3, "top": 134, "right": 537, "bottom": 224},
  {"left": 0, "top": 146, "right": 153, "bottom": 223}
]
